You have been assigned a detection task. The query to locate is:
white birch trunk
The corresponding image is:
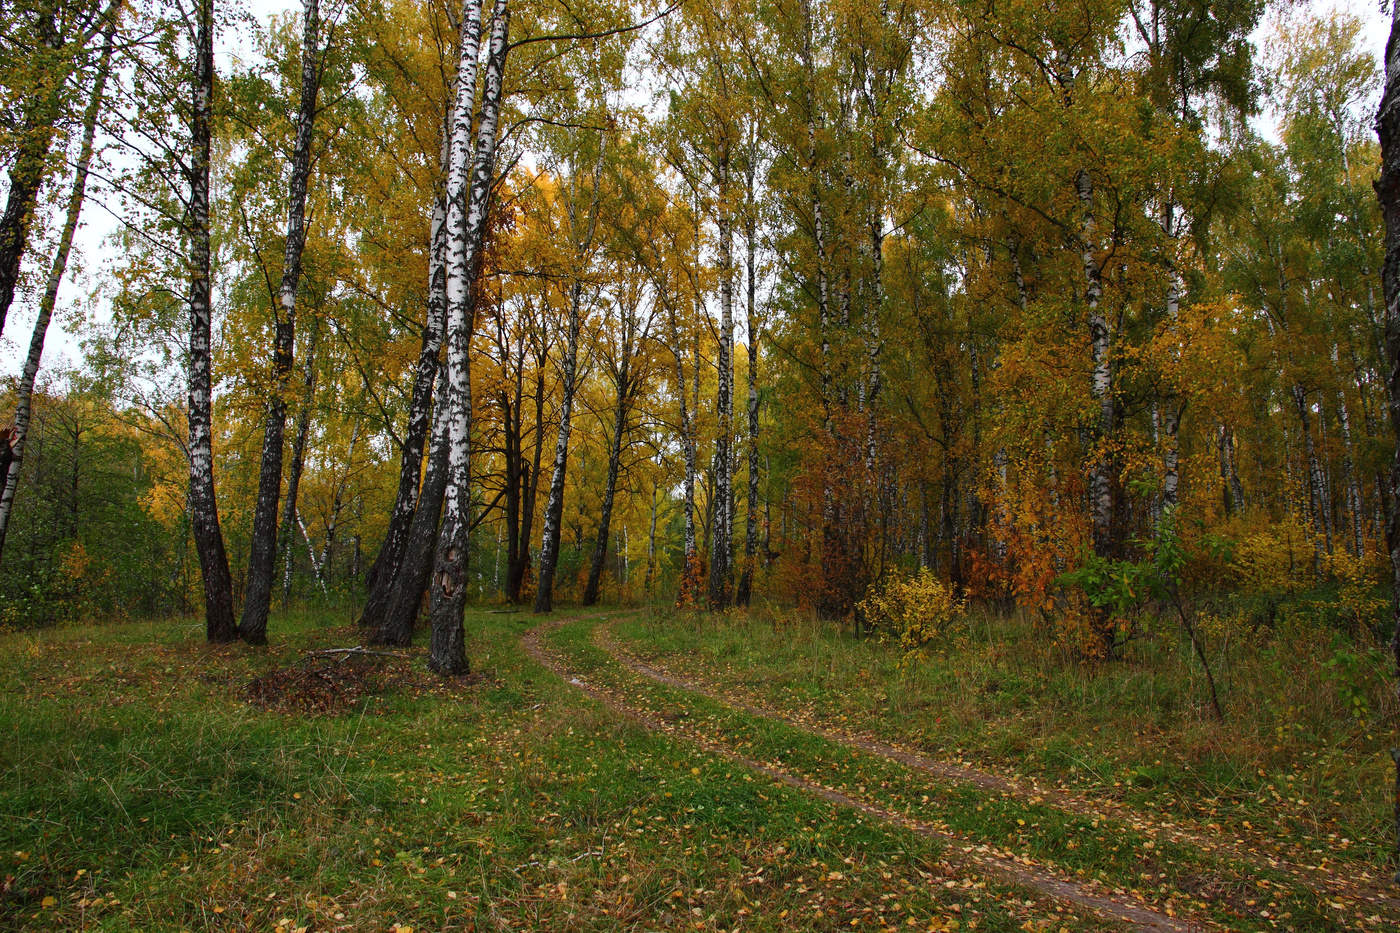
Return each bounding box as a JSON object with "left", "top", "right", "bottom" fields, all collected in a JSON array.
[
  {"left": 187, "top": 0, "right": 237, "bottom": 642},
  {"left": 427, "top": 0, "right": 508, "bottom": 674},
  {"left": 298, "top": 513, "right": 328, "bottom": 595},
  {"left": 1331, "top": 344, "right": 1365, "bottom": 556},
  {"left": 738, "top": 155, "right": 760, "bottom": 607},
  {"left": 1078, "top": 168, "right": 1113, "bottom": 561},
  {"left": 708, "top": 143, "right": 735, "bottom": 610},
  {"left": 371, "top": 0, "right": 487, "bottom": 648}
]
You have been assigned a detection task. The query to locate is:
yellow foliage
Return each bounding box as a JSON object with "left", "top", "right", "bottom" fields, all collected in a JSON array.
[
  {"left": 1227, "top": 515, "right": 1315, "bottom": 593},
  {"left": 858, "top": 568, "right": 965, "bottom": 665},
  {"left": 1325, "top": 548, "right": 1389, "bottom": 629}
]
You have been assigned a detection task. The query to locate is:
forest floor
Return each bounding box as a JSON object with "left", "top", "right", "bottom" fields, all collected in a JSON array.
[{"left": 1, "top": 605, "right": 1396, "bottom": 931}]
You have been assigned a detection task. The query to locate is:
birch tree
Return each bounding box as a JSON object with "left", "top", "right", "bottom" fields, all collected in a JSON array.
[
  {"left": 582, "top": 260, "right": 658, "bottom": 605},
  {"left": 1374, "top": 0, "right": 1400, "bottom": 879},
  {"left": 0, "top": 0, "right": 114, "bottom": 338},
  {"left": 534, "top": 137, "right": 606, "bottom": 614},
  {"left": 370, "top": 0, "right": 486, "bottom": 648},
  {"left": 238, "top": 0, "right": 325, "bottom": 644},
  {"left": 426, "top": 0, "right": 510, "bottom": 674},
  {"left": 186, "top": 0, "right": 237, "bottom": 642}
]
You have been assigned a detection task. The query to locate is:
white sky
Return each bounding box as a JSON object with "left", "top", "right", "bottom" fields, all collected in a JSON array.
[{"left": 1, "top": 0, "right": 1391, "bottom": 385}]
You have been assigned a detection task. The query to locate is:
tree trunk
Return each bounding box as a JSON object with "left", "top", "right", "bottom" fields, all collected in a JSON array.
[
  {"left": 371, "top": 0, "right": 489, "bottom": 648},
  {"left": 426, "top": 0, "right": 508, "bottom": 675},
  {"left": 708, "top": 143, "right": 735, "bottom": 610},
  {"left": 863, "top": 214, "right": 883, "bottom": 477},
  {"left": 365, "top": 189, "right": 448, "bottom": 596},
  {"left": 360, "top": 188, "right": 448, "bottom": 623},
  {"left": 534, "top": 142, "right": 605, "bottom": 614},
  {"left": 1078, "top": 169, "right": 1112, "bottom": 558},
  {"left": 737, "top": 157, "right": 760, "bottom": 608},
  {"left": 1331, "top": 344, "right": 1366, "bottom": 557},
  {"left": 798, "top": 0, "right": 840, "bottom": 615},
  {"left": 0, "top": 10, "right": 66, "bottom": 341},
  {"left": 239, "top": 0, "right": 321, "bottom": 645},
  {"left": 373, "top": 367, "right": 451, "bottom": 644},
  {"left": 501, "top": 391, "right": 521, "bottom": 596},
  {"left": 583, "top": 375, "right": 629, "bottom": 606},
  {"left": 298, "top": 512, "right": 327, "bottom": 595},
  {"left": 506, "top": 362, "right": 544, "bottom": 602},
  {"left": 1374, "top": 4, "right": 1400, "bottom": 878},
  {"left": 188, "top": 0, "right": 237, "bottom": 643},
  {"left": 670, "top": 310, "right": 700, "bottom": 606},
  {"left": 1292, "top": 383, "right": 1334, "bottom": 556},
  {"left": 0, "top": 21, "right": 112, "bottom": 565},
  {"left": 1078, "top": 167, "right": 1117, "bottom": 654},
  {"left": 280, "top": 323, "right": 319, "bottom": 605},
  {"left": 317, "top": 422, "right": 358, "bottom": 583},
  {"left": 1161, "top": 263, "right": 1183, "bottom": 512},
  {"left": 534, "top": 281, "right": 581, "bottom": 614},
  {"left": 646, "top": 477, "right": 658, "bottom": 594},
  {"left": 1217, "top": 423, "right": 1245, "bottom": 517}
]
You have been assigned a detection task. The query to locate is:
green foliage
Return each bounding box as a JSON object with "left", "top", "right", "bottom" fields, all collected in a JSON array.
[
  {"left": 1322, "top": 638, "right": 1384, "bottom": 726},
  {"left": 0, "top": 388, "right": 182, "bottom": 629},
  {"left": 1059, "top": 507, "right": 1187, "bottom": 619}
]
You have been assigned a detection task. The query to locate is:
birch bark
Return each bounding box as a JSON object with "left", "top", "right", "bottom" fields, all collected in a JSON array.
[
  {"left": 1078, "top": 169, "right": 1113, "bottom": 563},
  {"left": 279, "top": 323, "right": 319, "bottom": 605},
  {"left": 1374, "top": 1, "right": 1400, "bottom": 874},
  {"left": 582, "top": 372, "right": 630, "bottom": 606},
  {"left": 426, "top": 0, "right": 508, "bottom": 674},
  {"left": 239, "top": 0, "right": 322, "bottom": 644},
  {"left": 187, "top": 0, "right": 237, "bottom": 642},
  {"left": 371, "top": 0, "right": 486, "bottom": 648},
  {"left": 363, "top": 184, "right": 448, "bottom": 607},
  {"left": 708, "top": 144, "right": 735, "bottom": 610},
  {"left": 737, "top": 155, "right": 760, "bottom": 607},
  {"left": 0, "top": 5, "right": 68, "bottom": 339},
  {"left": 583, "top": 292, "right": 649, "bottom": 606}
]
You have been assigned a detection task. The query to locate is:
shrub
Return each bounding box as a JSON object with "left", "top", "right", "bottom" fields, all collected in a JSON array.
[{"left": 858, "top": 568, "right": 965, "bottom": 664}]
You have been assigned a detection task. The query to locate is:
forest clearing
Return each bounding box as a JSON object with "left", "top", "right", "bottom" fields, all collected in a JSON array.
[
  {"left": 4, "top": 0, "right": 1400, "bottom": 928},
  {"left": 3, "top": 607, "right": 1399, "bottom": 930}
]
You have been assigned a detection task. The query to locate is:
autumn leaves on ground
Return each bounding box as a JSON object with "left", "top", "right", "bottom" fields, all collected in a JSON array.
[{"left": 3, "top": 604, "right": 1396, "bottom": 932}]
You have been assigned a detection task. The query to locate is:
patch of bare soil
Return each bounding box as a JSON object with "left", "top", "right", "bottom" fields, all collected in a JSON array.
[
  {"left": 242, "top": 646, "right": 499, "bottom": 715},
  {"left": 244, "top": 651, "right": 387, "bottom": 714}
]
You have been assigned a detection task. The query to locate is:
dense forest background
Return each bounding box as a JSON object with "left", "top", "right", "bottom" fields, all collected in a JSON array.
[{"left": 0, "top": 0, "right": 1395, "bottom": 670}]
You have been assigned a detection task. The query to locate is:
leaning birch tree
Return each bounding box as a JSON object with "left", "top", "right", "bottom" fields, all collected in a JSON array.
[
  {"left": 238, "top": 0, "right": 325, "bottom": 644},
  {"left": 0, "top": 19, "right": 116, "bottom": 564}
]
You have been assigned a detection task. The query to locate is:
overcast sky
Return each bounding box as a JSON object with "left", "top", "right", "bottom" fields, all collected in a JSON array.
[{"left": 1, "top": 0, "right": 1391, "bottom": 386}]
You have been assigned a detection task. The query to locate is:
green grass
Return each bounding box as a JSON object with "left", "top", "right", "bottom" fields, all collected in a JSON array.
[
  {"left": 612, "top": 604, "right": 1397, "bottom": 877},
  {"left": 1, "top": 607, "right": 1117, "bottom": 931},
  {"left": 551, "top": 613, "right": 1380, "bottom": 931}
]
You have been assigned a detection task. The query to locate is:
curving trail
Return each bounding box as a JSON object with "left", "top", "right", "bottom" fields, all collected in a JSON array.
[
  {"left": 594, "top": 616, "right": 1400, "bottom": 921},
  {"left": 524, "top": 614, "right": 1206, "bottom": 933}
]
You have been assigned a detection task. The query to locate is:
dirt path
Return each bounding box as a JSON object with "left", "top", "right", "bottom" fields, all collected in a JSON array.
[
  {"left": 524, "top": 615, "right": 1206, "bottom": 933},
  {"left": 593, "top": 617, "right": 1400, "bottom": 919}
]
